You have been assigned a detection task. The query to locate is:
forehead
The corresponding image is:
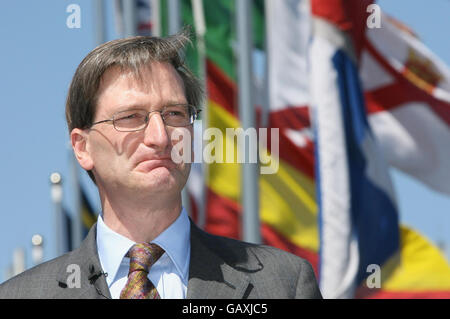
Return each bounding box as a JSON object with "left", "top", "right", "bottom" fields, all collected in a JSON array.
[{"left": 95, "top": 62, "right": 187, "bottom": 115}]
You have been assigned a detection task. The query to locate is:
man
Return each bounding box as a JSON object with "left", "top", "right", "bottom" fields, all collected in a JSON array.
[{"left": 0, "top": 32, "right": 322, "bottom": 299}]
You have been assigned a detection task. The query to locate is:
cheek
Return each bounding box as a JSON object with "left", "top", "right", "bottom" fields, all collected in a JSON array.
[
  {"left": 89, "top": 141, "right": 112, "bottom": 173},
  {"left": 88, "top": 131, "right": 128, "bottom": 168},
  {"left": 170, "top": 127, "right": 193, "bottom": 156},
  {"left": 120, "top": 132, "right": 142, "bottom": 159}
]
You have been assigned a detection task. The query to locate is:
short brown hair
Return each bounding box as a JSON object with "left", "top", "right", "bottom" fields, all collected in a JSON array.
[{"left": 65, "top": 30, "right": 203, "bottom": 183}]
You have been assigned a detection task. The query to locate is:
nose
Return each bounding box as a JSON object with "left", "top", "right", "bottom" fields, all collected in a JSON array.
[{"left": 142, "top": 112, "right": 170, "bottom": 150}]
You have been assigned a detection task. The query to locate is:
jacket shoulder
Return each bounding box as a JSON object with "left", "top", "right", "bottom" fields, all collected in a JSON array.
[
  {"left": 0, "top": 253, "right": 72, "bottom": 299},
  {"left": 193, "top": 227, "right": 322, "bottom": 298},
  {"left": 196, "top": 227, "right": 309, "bottom": 267}
]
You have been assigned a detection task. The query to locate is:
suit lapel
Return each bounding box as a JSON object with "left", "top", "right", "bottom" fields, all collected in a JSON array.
[
  {"left": 52, "top": 220, "right": 262, "bottom": 299},
  {"left": 54, "top": 224, "right": 112, "bottom": 299},
  {"left": 187, "top": 222, "right": 259, "bottom": 299}
]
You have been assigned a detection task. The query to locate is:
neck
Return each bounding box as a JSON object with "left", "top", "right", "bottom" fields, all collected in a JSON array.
[{"left": 99, "top": 188, "right": 182, "bottom": 243}]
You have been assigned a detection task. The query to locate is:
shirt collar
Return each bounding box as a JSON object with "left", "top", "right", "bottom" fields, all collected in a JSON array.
[{"left": 96, "top": 207, "right": 191, "bottom": 286}]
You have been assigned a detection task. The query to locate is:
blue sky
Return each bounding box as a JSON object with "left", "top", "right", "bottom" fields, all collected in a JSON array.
[{"left": 0, "top": 0, "right": 449, "bottom": 282}]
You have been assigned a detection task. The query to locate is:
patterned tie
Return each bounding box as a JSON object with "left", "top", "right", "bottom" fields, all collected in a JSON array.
[{"left": 120, "top": 243, "right": 165, "bottom": 299}]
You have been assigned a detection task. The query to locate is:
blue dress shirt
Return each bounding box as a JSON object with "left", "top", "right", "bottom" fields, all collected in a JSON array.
[{"left": 96, "top": 207, "right": 191, "bottom": 299}]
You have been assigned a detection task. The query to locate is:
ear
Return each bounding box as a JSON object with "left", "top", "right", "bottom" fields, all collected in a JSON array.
[{"left": 71, "top": 128, "right": 94, "bottom": 171}]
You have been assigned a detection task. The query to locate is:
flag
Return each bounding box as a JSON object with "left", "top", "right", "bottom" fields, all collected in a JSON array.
[
  {"left": 63, "top": 206, "right": 73, "bottom": 251},
  {"left": 183, "top": 0, "right": 320, "bottom": 272},
  {"left": 266, "top": 0, "right": 450, "bottom": 298},
  {"left": 182, "top": 0, "right": 450, "bottom": 298},
  {"left": 309, "top": 0, "right": 399, "bottom": 298},
  {"left": 361, "top": 11, "right": 450, "bottom": 195}
]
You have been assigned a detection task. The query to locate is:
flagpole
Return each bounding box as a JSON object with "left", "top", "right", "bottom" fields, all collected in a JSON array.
[
  {"left": 191, "top": 0, "right": 206, "bottom": 87},
  {"left": 191, "top": 0, "right": 207, "bottom": 229},
  {"left": 94, "top": 0, "right": 106, "bottom": 45},
  {"left": 11, "top": 248, "right": 26, "bottom": 277},
  {"left": 123, "top": 0, "right": 138, "bottom": 37},
  {"left": 151, "top": 0, "right": 161, "bottom": 36},
  {"left": 168, "top": 0, "right": 181, "bottom": 35},
  {"left": 50, "top": 172, "right": 67, "bottom": 256},
  {"left": 262, "top": 0, "right": 272, "bottom": 128},
  {"left": 167, "top": 0, "right": 192, "bottom": 216},
  {"left": 31, "top": 234, "right": 44, "bottom": 266},
  {"left": 114, "top": 0, "right": 124, "bottom": 37},
  {"left": 236, "top": 0, "right": 261, "bottom": 244}
]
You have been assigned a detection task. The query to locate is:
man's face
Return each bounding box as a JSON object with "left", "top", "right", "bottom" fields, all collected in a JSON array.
[{"left": 77, "top": 62, "right": 193, "bottom": 199}]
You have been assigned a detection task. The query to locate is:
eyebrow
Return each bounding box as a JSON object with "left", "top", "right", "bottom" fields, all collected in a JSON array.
[
  {"left": 112, "top": 100, "right": 189, "bottom": 113},
  {"left": 113, "top": 105, "right": 146, "bottom": 113}
]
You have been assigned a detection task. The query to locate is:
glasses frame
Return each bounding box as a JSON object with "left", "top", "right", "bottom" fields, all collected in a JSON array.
[{"left": 89, "top": 104, "right": 200, "bottom": 132}]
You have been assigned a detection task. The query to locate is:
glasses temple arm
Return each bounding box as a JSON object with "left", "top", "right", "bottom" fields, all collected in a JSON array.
[{"left": 90, "top": 119, "right": 113, "bottom": 127}]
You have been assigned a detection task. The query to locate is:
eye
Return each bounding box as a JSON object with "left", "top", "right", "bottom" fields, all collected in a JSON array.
[
  {"left": 166, "top": 110, "right": 185, "bottom": 117},
  {"left": 163, "top": 106, "right": 188, "bottom": 118},
  {"left": 123, "top": 114, "right": 136, "bottom": 120},
  {"left": 116, "top": 112, "right": 145, "bottom": 121}
]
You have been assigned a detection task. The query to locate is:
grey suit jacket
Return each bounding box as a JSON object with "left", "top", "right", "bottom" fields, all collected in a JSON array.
[{"left": 0, "top": 220, "right": 322, "bottom": 299}]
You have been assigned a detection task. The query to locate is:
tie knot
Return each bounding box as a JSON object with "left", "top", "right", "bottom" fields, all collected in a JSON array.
[{"left": 127, "top": 243, "right": 164, "bottom": 274}]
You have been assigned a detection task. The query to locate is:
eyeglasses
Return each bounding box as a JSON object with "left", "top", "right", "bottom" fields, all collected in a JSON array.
[{"left": 90, "top": 104, "right": 200, "bottom": 132}]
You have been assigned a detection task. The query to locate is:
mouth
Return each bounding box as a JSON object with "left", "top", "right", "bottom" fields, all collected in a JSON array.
[{"left": 135, "top": 158, "right": 176, "bottom": 173}]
